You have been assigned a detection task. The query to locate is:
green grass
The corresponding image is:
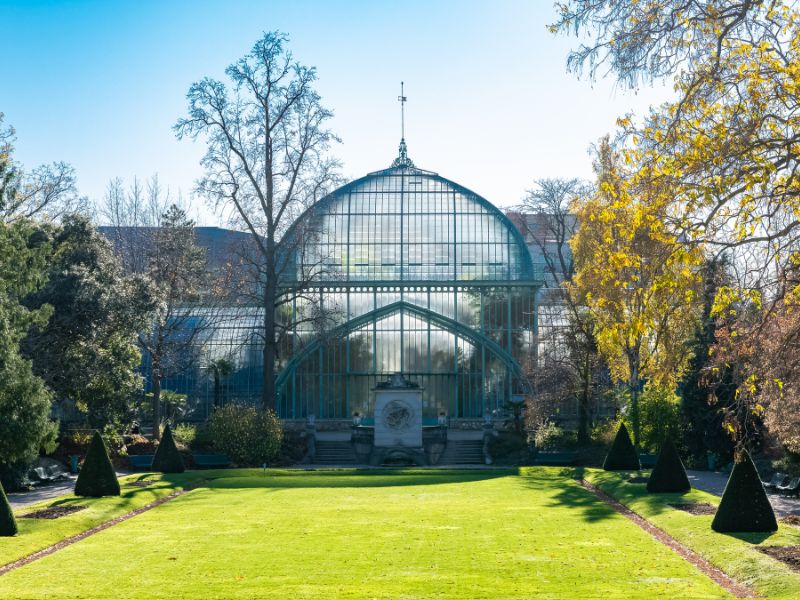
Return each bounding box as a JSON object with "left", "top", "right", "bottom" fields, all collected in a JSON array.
[
  {"left": 0, "top": 471, "right": 212, "bottom": 567},
  {"left": 584, "top": 468, "right": 800, "bottom": 600},
  {"left": 0, "top": 468, "right": 731, "bottom": 599}
]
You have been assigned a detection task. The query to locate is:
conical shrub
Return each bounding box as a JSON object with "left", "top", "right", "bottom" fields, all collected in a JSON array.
[
  {"left": 647, "top": 438, "right": 691, "bottom": 493},
  {"left": 603, "top": 422, "right": 640, "bottom": 471},
  {"left": 712, "top": 450, "right": 777, "bottom": 533},
  {"left": 74, "top": 431, "right": 120, "bottom": 497},
  {"left": 0, "top": 481, "right": 18, "bottom": 536},
  {"left": 152, "top": 423, "right": 184, "bottom": 474}
]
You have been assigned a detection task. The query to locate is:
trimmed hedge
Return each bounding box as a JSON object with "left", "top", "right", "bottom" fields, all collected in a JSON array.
[
  {"left": 74, "top": 431, "right": 120, "bottom": 497},
  {"left": 603, "top": 422, "right": 640, "bottom": 471},
  {"left": 0, "top": 480, "right": 17, "bottom": 536},
  {"left": 647, "top": 438, "right": 691, "bottom": 493},
  {"left": 712, "top": 450, "right": 778, "bottom": 533},
  {"left": 151, "top": 423, "right": 185, "bottom": 474}
]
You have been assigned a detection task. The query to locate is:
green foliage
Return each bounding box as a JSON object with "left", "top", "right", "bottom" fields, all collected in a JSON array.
[
  {"left": 208, "top": 405, "right": 283, "bottom": 466},
  {"left": 151, "top": 423, "right": 184, "bottom": 474},
  {"left": 647, "top": 438, "right": 691, "bottom": 494},
  {"left": 637, "top": 386, "right": 685, "bottom": 454},
  {"left": 488, "top": 432, "right": 529, "bottom": 465},
  {"left": 535, "top": 422, "right": 577, "bottom": 450},
  {"left": 712, "top": 450, "right": 778, "bottom": 533},
  {"left": 679, "top": 259, "right": 736, "bottom": 465},
  {"left": 591, "top": 418, "right": 621, "bottom": 447},
  {"left": 603, "top": 422, "right": 640, "bottom": 471},
  {"left": 0, "top": 480, "right": 17, "bottom": 536},
  {"left": 172, "top": 423, "right": 197, "bottom": 447},
  {"left": 74, "top": 431, "right": 120, "bottom": 497},
  {"left": 21, "top": 216, "right": 153, "bottom": 428},
  {"left": 0, "top": 220, "right": 58, "bottom": 484}
]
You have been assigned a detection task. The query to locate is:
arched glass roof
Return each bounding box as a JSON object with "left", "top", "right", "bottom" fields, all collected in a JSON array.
[{"left": 289, "top": 163, "right": 536, "bottom": 283}]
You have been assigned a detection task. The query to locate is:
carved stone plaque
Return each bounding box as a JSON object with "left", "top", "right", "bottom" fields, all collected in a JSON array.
[{"left": 374, "top": 390, "right": 423, "bottom": 447}]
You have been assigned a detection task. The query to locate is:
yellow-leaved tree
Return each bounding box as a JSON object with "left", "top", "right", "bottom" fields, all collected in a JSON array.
[{"left": 571, "top": 139, "right": 703, "bottom": 447}]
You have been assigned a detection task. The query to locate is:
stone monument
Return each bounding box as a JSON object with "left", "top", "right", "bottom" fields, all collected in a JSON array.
[{"left": 370, "top": 373, "right": 427, "bottom": 465}]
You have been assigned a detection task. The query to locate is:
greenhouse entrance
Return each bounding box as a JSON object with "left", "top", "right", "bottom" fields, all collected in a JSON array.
[{"left": 275, "top": 142, "right": 543, "bottom": 427}]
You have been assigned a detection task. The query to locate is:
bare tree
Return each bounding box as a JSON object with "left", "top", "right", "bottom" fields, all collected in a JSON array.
[
  {"left": 513, "top": 178, "right": 603, "bottom": 444},
  {"left": 0, "top": 113, "right": 87, "bottom": 223},
  {"left": 100, "top": 176, "right": 224, "bottom": 438},
  {"left": 175, "top": 31, "right": 341, "bottom": 409}
]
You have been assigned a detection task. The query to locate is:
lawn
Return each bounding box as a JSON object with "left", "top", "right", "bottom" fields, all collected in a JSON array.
[
  {"left": 0, "top": 468, "right": 734, "bottom": 599},
  {"left": 584, "top": 468, "right": 800, "bottom": 600}
]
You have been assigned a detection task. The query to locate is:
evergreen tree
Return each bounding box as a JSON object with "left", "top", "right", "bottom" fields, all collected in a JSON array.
[
  {"left": 74, "top": 431, "right": 120, "bottom": 497},
  {"left": 712, "top": 450, "right": 778, "bottom": 533},
  {"left": 21, "top": 216, "right": 154, "bottom": 428},
  {"left": 679, "top": 259, "right": 735, "bottom": 465},
  {"left": 0, "top": 219, "right": 58, "bottom": 489},
  {"left": 647, "top": 438, "right": 691, "bottom": 493},
  {"left": 603, "top": 422, "right": 640, "bottom": 471},
  {"left": 151, "top": 423, "right": 184, "bottom": 473},
  {"left": 0, "top": 480, "right": 17, "bottom": 536}
]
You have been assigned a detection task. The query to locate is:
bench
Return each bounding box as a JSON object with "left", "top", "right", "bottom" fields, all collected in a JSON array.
[
  {"left": 534, "top": 451, "right": 577, "bottom": 466},
  {"left": 192, "top": 454, "right": 230, "bottom": 468},
  {"left": 127, "top": 454, "right": 154, "bottom": 470},
  {"left": 639, "top": 454, "right": 658, "bottom": 468}
]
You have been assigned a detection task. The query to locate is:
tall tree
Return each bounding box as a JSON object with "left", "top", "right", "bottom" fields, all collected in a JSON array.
[
  {"left": 552, "top": 0, "right": 800, "bottom": 450},
  {"left": 571, "top": 139, "right": 703, "bottom": 447},
  {"left": 514, "top": 178, "right": 603, "bottom": 444},
  {"left": 138, "top": 205, "right": 209, "bottom": 438},
  {"left": 21, "top": 216, "right": 153, "bottom": 428},
  {"left": 0, "top": 219, "right": 58, "bottom": 486},
  {"left": 100, "top": 178, "right": 224, "bottom": 438},
  {"left": 175, "top": 31, "right": 340, "bottom": 409}
]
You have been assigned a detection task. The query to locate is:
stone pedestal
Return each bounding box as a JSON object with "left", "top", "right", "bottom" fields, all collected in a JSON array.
[{"left": 369, "top": 373, "right": 427, "bottom": 466}]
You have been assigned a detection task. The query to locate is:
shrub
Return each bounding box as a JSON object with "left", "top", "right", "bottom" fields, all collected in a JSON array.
[
  {"left": 712, "top": 450, "right": 778, "bottom": 533},
  {"left": 172, "top": 423, "right": 197, "bottom": 447},
  {"left": 208, "top": 404, "right": 283, "bottom": 466},
  {"left": 647, "top": 438, "right": 691, "bottom": 493},
  {"left": 591, "top": 419, "right": 620, "bottom": 447},
  {"left": 603, "top": 422, "right": 640, "bottom": 471},
  {"left": 74, "top": 431, "right": 120, "bottom": 497},
  {"left": 0, "top": 481, "right": 17, "bottom": 536},
  {"left": 151, "top": 423, "right": 185, "bottom": 473},
  {"left": 535, "top": 422, "right": 577, "bottom": 450},
  {"left": 638, "top": 386, "right": 686, "bottom": 454},
  {"left": 489, "top": 432, "right": 529, "bottom": 464}
]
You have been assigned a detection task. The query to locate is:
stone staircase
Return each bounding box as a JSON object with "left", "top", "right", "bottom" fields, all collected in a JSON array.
[
  {"left": 439, "top": 440, "right": 485, "bottom": 465},
  {"left": 314, "top": 441, "right": 357, "bottom": 465}
]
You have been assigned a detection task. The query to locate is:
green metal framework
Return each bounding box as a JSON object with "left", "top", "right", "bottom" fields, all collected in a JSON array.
[{"left": 272, "top": 156, "right": 542, "bottom": 420}]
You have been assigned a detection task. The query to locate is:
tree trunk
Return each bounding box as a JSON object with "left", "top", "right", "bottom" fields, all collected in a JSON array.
[
  {"left": 262, "top": 277, "right": 277, "bottom": 411},
  {"left": 577, "top": 351, "right": 591, "bottom": 445},
  {"left": 213, "top": 373, "right": 221, "bottom": 409},
  {"left": 628, "top": 355, "right": 641, "bottom": 451},
  {"left": 152, "top": 361, "right": 162, "bottom": 441}
]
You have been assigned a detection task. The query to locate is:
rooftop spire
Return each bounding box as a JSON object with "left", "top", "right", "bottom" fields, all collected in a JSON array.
[{"left": 392, "top": 81, "right": 415, "bottom": 169}]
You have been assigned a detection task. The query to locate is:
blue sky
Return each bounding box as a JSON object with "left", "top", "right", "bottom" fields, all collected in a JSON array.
[{"left": 0, "top": 0, "right": 673, "bottom": 224}]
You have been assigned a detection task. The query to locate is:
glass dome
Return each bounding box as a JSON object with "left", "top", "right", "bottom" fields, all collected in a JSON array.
[{"left": 290, "top": 164, "right": 535, "bottom": 284}]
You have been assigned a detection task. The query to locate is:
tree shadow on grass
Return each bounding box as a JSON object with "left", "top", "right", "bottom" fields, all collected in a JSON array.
[
  {"left": 159, "top": 468, "right": 517, "bottom": 491},
  {"left": 720, "top": 531, "right": 775, "bottom": 545}
]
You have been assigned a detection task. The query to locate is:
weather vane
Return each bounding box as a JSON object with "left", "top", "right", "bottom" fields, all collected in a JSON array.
[{"left": 398, "top": 81, "right": 407, "bottom": 141}]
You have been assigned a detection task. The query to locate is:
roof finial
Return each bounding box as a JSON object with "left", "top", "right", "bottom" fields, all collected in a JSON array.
[
  {"left": 392, "top": 81, "right": 415, "bottom": 169},
  {"left": 398, "top": 81, "right": 406, "bottom": 140}
]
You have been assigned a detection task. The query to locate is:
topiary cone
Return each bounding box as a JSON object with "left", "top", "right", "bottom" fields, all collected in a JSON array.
[
  {"left": 0, "top": 480, "right": 18, "bottom": 536},
  {"left": 647, "top": 438, "right": 691, "bottom": 493},
  {"left": 152, "top": 423, "right": 184, "bottom": 474},
  {"left": 603, "top": 422, "right": 641, "bottom": 471},
  {"left": 75, "top": 431, "right": 120, "bottom": 497},
  {"left": 712, "top": 449, "right": 778, "bottom": 533}
]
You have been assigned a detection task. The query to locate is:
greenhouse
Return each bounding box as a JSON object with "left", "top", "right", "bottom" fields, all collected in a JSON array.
[{"left": 156, "top": 143, "right": 544, "bottom": 424}]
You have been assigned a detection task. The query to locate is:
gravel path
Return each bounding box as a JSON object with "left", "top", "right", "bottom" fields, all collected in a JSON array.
[{"left": 687, "top": 470, "right": 800, "bottom": 517}]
